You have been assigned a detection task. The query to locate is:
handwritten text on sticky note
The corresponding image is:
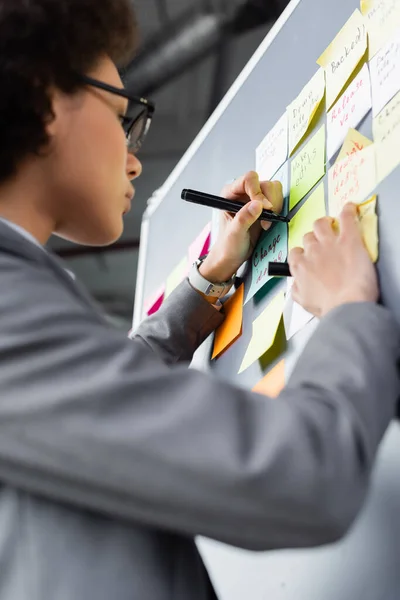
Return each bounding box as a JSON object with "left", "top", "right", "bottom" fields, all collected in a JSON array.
[
  {"left": 326, "top": 63, "right": 372, "bottom": 159},
  {"left": 370, "top": 30, "right": 400, "bottom": 117},
  {"left": 373, "top": 89, "right": 400, "bottom": 142},
  {"left": 361, "top": 0, "right": 400, "bottom": 58},
  {"left": 289, "top": 125, "right": 326, "bottom": 210},
  {"left": 328, "top": 144, "right": 376, "bottom": 216},
  {"left": 256, "top": 113, "right": 288, "bottom": 181},
  {"left": 245, "top": 221, "right": 288, "bottom": 304},
  {"left": 287, "top": 69, "right": 325, "bottom": 154},
  {"left": 317, "top": 9, "right": 367, "bottom": 109}
]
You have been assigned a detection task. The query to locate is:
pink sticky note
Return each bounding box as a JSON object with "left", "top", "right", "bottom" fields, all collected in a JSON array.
[
  {"left": 188, "top": 223, "right": 211, "bottom": 265},
  {"left": 144, "top": 284, "right": 165, "bottom": 316}
]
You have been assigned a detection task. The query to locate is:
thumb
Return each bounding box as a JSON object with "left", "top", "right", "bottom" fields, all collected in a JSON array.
[
  {"left": 232, "top": 200, "right": 263, "bottom": 233},
  {"left": 338, "top": 203, "right": 361, "bottom": 242}
]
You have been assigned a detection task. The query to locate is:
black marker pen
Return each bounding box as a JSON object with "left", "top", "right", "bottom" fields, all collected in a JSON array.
[
  {"left": 268, "top": 262, "right": 291, "bottom": 277},
  {"left": 181, "top": 188, "right": 289, "bottom": 224}
]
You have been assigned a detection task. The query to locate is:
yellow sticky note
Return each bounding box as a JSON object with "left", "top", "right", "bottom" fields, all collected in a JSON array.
[
  {"left": 165, "top": 257, "right": 189, "bottom": 298},
  {"left": 287, "top": 69, "right": 325, "bottom": 154},
  {"left": 361, "top": 0, "right": 400, "bottom": 58},
  {"left": 317, "top": 9, "right": 367, "bottom": 109},
  {"left": 373, "top": 90, "right": 400, "bottom": 142},
  {"left": 358, "top": 196, "right": 379, "bottom": 263},
  {"left": 336, "top": 128, "right": 373, "bottom": 162},
  {"left": 289, "top": 182, "right": 326, "bottom": 252},
  {"left": 252, "top": 360, "right": 285, "bottom": 398},
  {"left": 328, "top": 144, "right": 376, "bottom": 216},
  {"left": 238, "top": 292, "right": 285, "bottom": 374},
  {"left": 289, "top": 125, "right": 326, "bottom": 210},
  {"left": 212, "top": 285, "right": 244, "bottom": 360}
]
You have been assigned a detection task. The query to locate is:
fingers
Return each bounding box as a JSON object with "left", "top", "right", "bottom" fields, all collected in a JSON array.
[
  {"left": 313, "top": 216, "right": 336, "bottom": 241},
  {"left": 288, "top": 247, "right": 304, "bottom": 276},
  {"left": 232, "top": 199, "right": 263, "bottom": 233},
  {"left": 242, "top": 171, "right": 274, "bottom": 210},
  {"left": 338, "top": 203, "right": 361, "bottom": 243}
]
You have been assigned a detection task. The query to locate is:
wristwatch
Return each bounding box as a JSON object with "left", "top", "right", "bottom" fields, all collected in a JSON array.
[{"left": 188, "top": 257, "right": 235, "bottom": 302}]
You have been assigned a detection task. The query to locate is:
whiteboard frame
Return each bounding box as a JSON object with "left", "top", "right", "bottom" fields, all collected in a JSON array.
[{"left": 133, "top": 0, "right": 301, "bottom": 328}]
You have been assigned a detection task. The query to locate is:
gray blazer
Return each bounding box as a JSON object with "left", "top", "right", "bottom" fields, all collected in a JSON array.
[{"left": 0, "top": 220, "right": 398, "bottom": 600}]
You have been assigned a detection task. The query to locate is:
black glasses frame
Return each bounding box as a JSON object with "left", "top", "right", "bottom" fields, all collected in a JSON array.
[{"left": 78, "top": 74, "right": 155, "bottom": 153}]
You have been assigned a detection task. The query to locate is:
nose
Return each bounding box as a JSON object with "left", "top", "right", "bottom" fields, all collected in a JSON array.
[{"left": 126, "top": 152, "right": 142, "bottom": 181}]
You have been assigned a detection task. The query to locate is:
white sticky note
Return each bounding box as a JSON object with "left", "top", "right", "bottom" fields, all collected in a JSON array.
[
  {"left": 326, "top": 63, "right": 372, "bottom": 159},
  {"left": 256, "top": 113, "right": 288, "bottom": 181},
  {"left": 283, "top": 279, "right": 315, "bottom": 340},
  {"left": 287, "top": 69, "right": 325, "bottom": 155},
  {"left": 317, "top": 9, "right": 368, "bottom": 109},
  {"left": 361, "top": 0, "right": 400, "bottom": 58},
  {"left": 373, "top": 89, "right": 400, "bottom": 142},
  {"left": 370, "top": 30, "right": 400, "bottom": 117}
]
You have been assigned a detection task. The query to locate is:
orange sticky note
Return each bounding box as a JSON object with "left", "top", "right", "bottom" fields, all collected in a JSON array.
[
  {"left": 212, "top": 284, "right": 244, "bottom": 359},
  {"left": 252, "top": 360, "right": 285, "bottom": 398}
]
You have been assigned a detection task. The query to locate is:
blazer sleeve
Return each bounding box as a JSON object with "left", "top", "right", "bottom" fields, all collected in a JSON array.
[
  {"left": 131, "top": 279, "right": 225, "bottom": 365},
  {"left": 0, "top": 256, "right": 398, "bottom": 552}
]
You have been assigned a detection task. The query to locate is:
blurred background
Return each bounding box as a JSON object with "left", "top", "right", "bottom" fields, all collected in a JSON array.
[{"left": 48, "top": 0, "right": 290, "bottom": 329}]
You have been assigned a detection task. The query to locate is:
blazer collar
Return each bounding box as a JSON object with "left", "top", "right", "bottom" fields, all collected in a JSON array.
[{"left": 0, "top": 220, "right": 106, "bottom": 316}]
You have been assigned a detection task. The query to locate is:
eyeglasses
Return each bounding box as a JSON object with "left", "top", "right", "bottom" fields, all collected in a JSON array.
[{"left": 78, "top": 74, "right": 155, "bottom": 154}]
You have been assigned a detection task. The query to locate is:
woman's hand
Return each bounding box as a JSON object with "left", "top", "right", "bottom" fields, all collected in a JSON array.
[
  {"left": 289, "top": 204, "right": 379, "bottom": 318},
  {"left": 199, "top": 171, "right": 284, "bottom": 283}
]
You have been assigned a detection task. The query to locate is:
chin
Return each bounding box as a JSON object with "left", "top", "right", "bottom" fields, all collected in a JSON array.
[{"left": 55, "top": 219, "right": 124, "bottom": 247}]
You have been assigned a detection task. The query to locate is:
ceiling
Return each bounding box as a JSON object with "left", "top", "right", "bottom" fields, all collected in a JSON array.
[{"left": 49, "top": 0, "right": 276, "bottom": 326}]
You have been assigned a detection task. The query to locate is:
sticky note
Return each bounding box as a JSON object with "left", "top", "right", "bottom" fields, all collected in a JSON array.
[
  {"left": 283, "top": 278, "right": 315, "bottom": 340},
  {"left": 361, "top": 0, "right": 400, "bottom": 58},
  {"left": 256, "top": 113, "right": 288, "bottom": 181},
  {"left": 326, "top": 63, "right": 372, "bottom": 160},
  {"left": 245, "top": 221, "right": 288, "bottom": 304},
  {"left": 165, "top": 257, "right": 189, "bottom": 298},
  {"left": 289, "top": 125, "right": 326, "bottom": 210},
  {"left": 238, "top": 291, "right": 285, "bottom": 374},
  {"left": 273, "top": 161, "right": 289, "bottom": 202},
  {"left": 358, "top": 195, "right": 379, "bottom": 263},
  {"left": 144, "top": 284, "right": 165, "bottom": 317},
  {"left": 369, "top": 30, "right": 400, "bottom": 117},
  {"left": 373, "top": 90, "right": 400, "bottom": 142},
  {"left": 287, "top": 69, "right": 325, "bottom": 155},
  {"left": 211, "top": 284, "right": 244, "bottom": 359},
  {"left": 252, "top": 360, "right": 285, "bottom": 398},
  {"left": 317, "top": 9, "right": 367, "bottom": 109},
  {"left": 288, "top": 182, "right": 326, "bottom": 252},
  {"left": 328, "top": 144, "right": 376, "bottom": 216},
  {"left": 376, "top": 119, "right": 400, "bottom": 182},
  {"left": 188, "top": 222, "right": 211, "bottom": 266},
  {"left": 336, "top": 128, "right": 373, "bottom": 162}
]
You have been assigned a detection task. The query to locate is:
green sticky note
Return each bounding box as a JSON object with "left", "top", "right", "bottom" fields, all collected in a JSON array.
[
  {"left": 245, "top": 221, "right": 288, "bottom": 304},
  {"left": 238, "top": 291, "right": 285, "bottom": 374},
  {"left": 289, "top": 125, "right": 326, "bottom": 210},
  {"left": 165, "top": 257, "right": 189, "bottom": 298},
  {"left": 289, "top": 182, "right": 326, "bottom": 252}
]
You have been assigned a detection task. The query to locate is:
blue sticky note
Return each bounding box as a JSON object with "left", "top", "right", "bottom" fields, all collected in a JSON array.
[{"left": 245, "top": 220, "right": 288, "bottom": 304}]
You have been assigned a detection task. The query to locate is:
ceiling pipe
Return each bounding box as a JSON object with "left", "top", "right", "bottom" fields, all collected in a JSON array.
[{"left": 123, "top": 0, "right": 289, "bottom": 98}]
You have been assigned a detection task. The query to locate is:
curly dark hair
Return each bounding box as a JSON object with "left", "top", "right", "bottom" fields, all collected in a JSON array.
[{"left": 0, "top": 0, "right": 138, "bottom": 183}]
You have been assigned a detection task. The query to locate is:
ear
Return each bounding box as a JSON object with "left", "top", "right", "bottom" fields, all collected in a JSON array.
[{"left": 45, "top": 87, "right": 84, "bottom": 140}]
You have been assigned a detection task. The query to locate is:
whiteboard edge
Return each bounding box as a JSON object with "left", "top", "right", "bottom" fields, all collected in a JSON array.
[{"left": 145, "top": 0, "right": 302, "bottom": 219}]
